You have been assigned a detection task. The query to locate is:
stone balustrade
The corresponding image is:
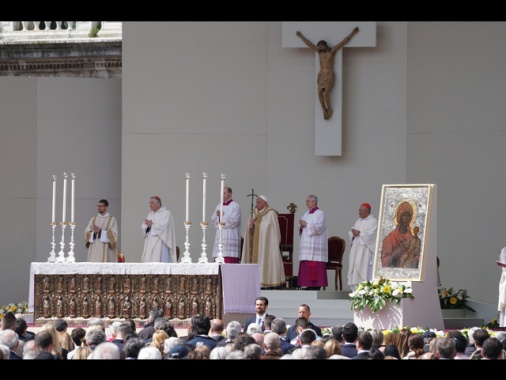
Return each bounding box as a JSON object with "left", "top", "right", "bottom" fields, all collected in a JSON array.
[
  {"left": 0, "top": 21, "right": 122, "bottom": 41},
  {"left": 0, "top": 21, "right": 122, "bottom": 78}
]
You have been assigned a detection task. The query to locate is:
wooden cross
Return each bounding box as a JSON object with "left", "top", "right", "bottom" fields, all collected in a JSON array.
[{"left": 282, "top": 22, "right": 376, "bottom": 156}]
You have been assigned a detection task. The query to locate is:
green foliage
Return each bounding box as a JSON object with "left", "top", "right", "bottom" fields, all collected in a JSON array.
[
  {"left": 349, "top": 277, "right": 414, "bottom": 313},
  {"left": 88, "top": 26, "right": 101, "bottom": 38},
  {"left": 483, "top": 318, "right": 499, "bottom": 329}
]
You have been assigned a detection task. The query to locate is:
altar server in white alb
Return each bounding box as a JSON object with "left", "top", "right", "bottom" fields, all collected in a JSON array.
[
  {"left": 211, "top": 186, "right": 242, "bottom": 263},
  {"left": 85, "top": 199, "right": 118, "bottom": 262},
  {"left": 347, "top": 202, "right": 378, "bottom": 291},
  {"left": 297, "top": 194, "right": 328, "bottom": 290},
  {"left": 141, "top": 196, "right": 177, "bottom": 263}
]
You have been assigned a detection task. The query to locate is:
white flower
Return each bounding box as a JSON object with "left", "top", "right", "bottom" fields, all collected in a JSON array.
[{"left": 350, "top": 277, "right": 414, "bottom": 312}]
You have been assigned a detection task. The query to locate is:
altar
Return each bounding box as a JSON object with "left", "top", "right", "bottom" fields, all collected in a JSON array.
[{"left": 29, "top": 262, "right": 260, "bottom": 326}]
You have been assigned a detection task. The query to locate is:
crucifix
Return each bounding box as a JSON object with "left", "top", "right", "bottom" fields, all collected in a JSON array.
[
  {"left": 247, "top": 188, "right": 257, "bottom": 219},
  {"left": 246, "top": 189, "right": 257, "bottom": 263},
  {"left": 282, "top": 22, "right": 376, "bottom": 156}
]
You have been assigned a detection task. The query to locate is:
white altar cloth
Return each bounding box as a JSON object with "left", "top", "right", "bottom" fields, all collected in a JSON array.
[
  {"left": 220, "top": 263, "right": 260, "bottom": 314},
  {"left": 28, "top": 262, "right": 259, "bottom": 315}
]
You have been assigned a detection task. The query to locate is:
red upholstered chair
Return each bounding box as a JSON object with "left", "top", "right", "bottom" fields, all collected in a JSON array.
[
  {"left": 118, "top": 252, "right": 125, "bottom": 262},
  {"left": 278, "top": 213, "right": 295, "bottom": 288},
  {"left": 324, "top": 236, "right": 345, "bottom": 290}
]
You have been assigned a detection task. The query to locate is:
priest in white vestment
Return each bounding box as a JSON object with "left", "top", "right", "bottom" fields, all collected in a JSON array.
[
  {"left": 347, "top": 203, "right": 378, "bottom": 290},
  {"left": 141, "top": 196, "right": 177, "bottom": 263},
  {"left": 498, "top": 247, "right": 506, "bottom": 327},
  {"left": 85, "top": 199, "right": 118, "bottom": 262},
  {"left": 241, "top": 195, "right": 285, "bottom": 288}
]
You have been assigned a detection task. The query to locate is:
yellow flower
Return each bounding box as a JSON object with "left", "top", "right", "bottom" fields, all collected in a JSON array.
[{"left": 449, "top": 297, "right": 458, "bottom": 305}]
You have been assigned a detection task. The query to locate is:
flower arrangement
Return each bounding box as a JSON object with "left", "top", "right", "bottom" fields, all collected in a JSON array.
[
  {"left": 349, "top": 277, "right": 414, "bottom": 313},
  {"left": 0, "top": 301, "right": 29, "bottom": 319},
  {"left": 377, "top": 326, "right": 440, "bottom": 338},
  {"left": 438, "top": 287, "right": 476, "bottom": 312},
  {"left": 322, "top": 325, "right": 502, "bottom": 340},
  {"left": 484, "top": 318, "right": 499, "bottom": 329}
]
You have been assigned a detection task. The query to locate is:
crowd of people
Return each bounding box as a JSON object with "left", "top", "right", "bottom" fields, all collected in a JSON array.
[{"left": 2, "top": 296, "right": 506, "bottom": 360}]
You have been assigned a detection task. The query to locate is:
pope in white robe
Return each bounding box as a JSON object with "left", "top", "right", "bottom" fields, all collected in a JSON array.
[
  {"left": 347, "top": 203, "right": 378, "bottom": 289},
  {"left": 241, "top": 195, "right": 285, "bottom": 288},
  {"left": 141, "top": 196, "right": 177, "bottom": 263}
]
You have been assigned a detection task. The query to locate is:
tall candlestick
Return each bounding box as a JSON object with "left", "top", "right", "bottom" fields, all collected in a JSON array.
[
  {"left": 185, "top": 173, "right": 190, "bottom": 222},
  {"left": 52, "top": 175, "right": 56, "bottom": 224},
  {"left": 202, "top": 172, "right": 207, "bottom": 222},
  {"left": 220, "top": 174, "right": 225, "bottom": 221},
  {"left": 71, "top": 173, "right": 75, "bottom": 223},
  {"left": 62, "top": 173, "right": 68, "bottom": 223}
]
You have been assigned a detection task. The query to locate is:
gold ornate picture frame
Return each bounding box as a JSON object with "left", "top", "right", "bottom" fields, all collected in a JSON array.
[{"left": 373, "top": 184, "right": 434, "bottom": 282}]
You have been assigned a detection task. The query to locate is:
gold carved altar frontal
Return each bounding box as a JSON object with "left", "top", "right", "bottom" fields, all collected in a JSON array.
[{"left": 34, "top": 273, "right": 222, "bottom": 326}]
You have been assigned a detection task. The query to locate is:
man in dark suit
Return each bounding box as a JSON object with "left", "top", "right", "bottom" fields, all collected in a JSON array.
[
  {"left": 111, "top": 322, "right": 133, "bottom": 358},
  {"left": 137, "top": 308, "right": 163, "bottom": 342},
  {"left": 285, "top": 304, "right": 322, "bottom": 342},
  {"left": 341, "top": 322, "right": 359, "bottom": 358},
  {"left": 243, "top": 296, "right": 270, "bottom": 332},
  {"left": 2, "top": 312, "right": 25, "bottom": 357},
  {"left": 209, "top": 318, "right": 226, "bottom": 343},
  {"left": 15, "top": 315, "right": 35, "bottom": 342},
  {"left": 0, "top": 329, "right": 22, "bottom": 359},
  {"left": 351, "top": 331, "right": 374, "bottom": 359},
  {"left": 271, "top": 317, "right": 295, "bottom": 354}
]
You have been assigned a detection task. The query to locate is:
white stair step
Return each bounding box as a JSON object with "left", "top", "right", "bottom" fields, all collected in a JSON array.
[{"left": 260, "top": 290, "right": 354, "bottom": 328}]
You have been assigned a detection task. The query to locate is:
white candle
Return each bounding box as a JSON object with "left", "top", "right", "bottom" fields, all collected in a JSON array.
[
  {"left": 185, "top": 173, "right": 190, "bottom": 222},
  {"left": 220, "top": 174, "right": 225, "bottom": 221},
  {"left": 71, "top": 173, "right": 75, "bottom": 223},
  {"left": 62, "top": 172, "right": 68, "bottom": 223},
  {"left": 52, "top": 175, "right": 56, "bottom": 223},
  {"left": 202, "top": 172, "right": 207, "bottom": 222}
]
